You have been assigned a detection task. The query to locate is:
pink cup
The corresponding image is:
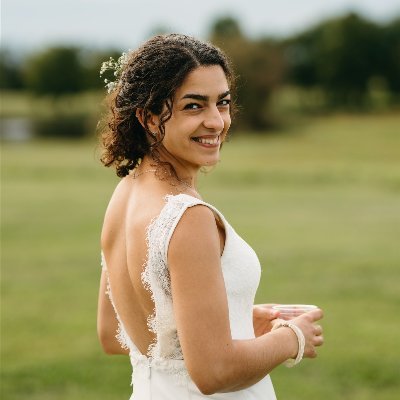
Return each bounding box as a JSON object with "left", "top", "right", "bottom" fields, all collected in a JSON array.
[{"left": 272, "top": 304, "right": 318, "bottom": 320}]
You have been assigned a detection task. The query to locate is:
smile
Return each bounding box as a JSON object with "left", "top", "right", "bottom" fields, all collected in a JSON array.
[{"left": 191, "top": 136, "right": 220, "bottom": 146}]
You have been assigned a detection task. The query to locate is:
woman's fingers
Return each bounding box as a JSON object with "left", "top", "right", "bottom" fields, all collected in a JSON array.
[
  {"left": 309, "top": 349, "right": 318, "bottom": 358},
  {"left": 314, "top": 335, "right": 324, "bottom": 346},
  {"left": 313, "top": 324, "right": 323, "bottom": 336},
  {"left": 254, "top": 305, "right": 279, "bottom": 320},
  {"left": 257, "top": 303, "right": 278, "bottom": 309},
  {"left": 291, "top": 309, "right": 324, "bottom": 359},
  {"left": 305, "top": 308, "right": 324, "bottom": 322}
]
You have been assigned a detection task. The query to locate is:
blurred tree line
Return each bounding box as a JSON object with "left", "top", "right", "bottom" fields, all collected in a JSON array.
[
  {"left": 1, "top": 12, "right": 399, "bottom": 133},
  {"left": 211, "top": 13, "right": 400, "bottom": 129},
  {"left": 0, "top": 48, "right": 122, "bottom": 95}
]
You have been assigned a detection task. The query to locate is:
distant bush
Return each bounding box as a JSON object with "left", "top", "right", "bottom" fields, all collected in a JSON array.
[
  {"left": 210, "top": 17, "right": 285, "bottom": 130},
  {"left": 381, "top": 17, "right": 400, "bottom": 95},
  {"left": 32, "top": 114, "right": 89, "bottom": 139},
  {"left": 24, "top": 47, "right": 84, "bottom": 96},
  {"left": 283, "top": 13, "right": 400, "bottom": 108},
  {"left": 80, "top": 49, "right": 123, "bottom": 90},
  {"left": 0, "top": 50, "right": 24, "bottom": 90}
]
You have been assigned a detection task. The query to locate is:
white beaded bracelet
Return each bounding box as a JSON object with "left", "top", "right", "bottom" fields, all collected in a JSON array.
[{"left": 272, "top": 321, "right": 305, "bottom": 367}]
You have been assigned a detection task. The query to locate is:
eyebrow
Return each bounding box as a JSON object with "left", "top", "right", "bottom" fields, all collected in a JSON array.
[{"left": 180, "top": 90, "right": 230, "bottom": 102}]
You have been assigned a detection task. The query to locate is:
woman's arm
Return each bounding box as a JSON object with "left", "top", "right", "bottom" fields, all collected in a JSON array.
[
  {"left": 97, "top": 270, "right": 129, "bottom": 355},
  {"left": 168, "top": 205, "right": 323, "bottom": 395}
]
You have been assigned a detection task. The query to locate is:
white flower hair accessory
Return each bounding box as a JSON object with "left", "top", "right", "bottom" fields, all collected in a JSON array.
[{"left": 99, "top": 51, "right": 131, "bottom": 93}]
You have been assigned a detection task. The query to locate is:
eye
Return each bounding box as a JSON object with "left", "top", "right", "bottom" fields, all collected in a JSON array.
[
  {"left": 218, "top": 99, "right": 231, "bottom": 107},
  {"left": 183, "top": 103, "right": 201, "bottom": 110}
]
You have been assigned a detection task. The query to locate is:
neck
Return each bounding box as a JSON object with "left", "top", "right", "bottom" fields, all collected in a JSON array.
[{"left": 140, "top": 151, "right": 199, "bottom": 192}]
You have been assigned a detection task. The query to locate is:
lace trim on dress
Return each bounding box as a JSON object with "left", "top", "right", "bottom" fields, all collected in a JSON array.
[
  {"left": 102, "top": 254, "right": 188, "bottom": 385},
  {"left": 105, "top": 280, "right": 131, "bottom": 352},
  {"left": 141, "top": 195, "right": 190, "bottom": 358},
  {"left": 140, "top": 194, "right": 210, "bottom": 378},
  {"left": 101, "top": 254, "right": 137, "bottom": 354}
]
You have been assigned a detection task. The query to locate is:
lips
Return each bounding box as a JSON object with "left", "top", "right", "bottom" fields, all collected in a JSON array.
[{"left": 191, "top": 135, "right": 220, "bottom": 145}]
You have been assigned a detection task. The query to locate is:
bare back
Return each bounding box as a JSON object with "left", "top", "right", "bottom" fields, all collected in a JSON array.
[
  {"left": 101, "top": 176, "right": 168, "bottom": 355},
  {"left": 100, "top": 175, "right": 225, "bottom": 355}
]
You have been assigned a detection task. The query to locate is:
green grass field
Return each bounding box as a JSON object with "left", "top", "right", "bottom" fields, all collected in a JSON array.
[{"left": 2, "top": 113, "right": 400, "bottom": 399}]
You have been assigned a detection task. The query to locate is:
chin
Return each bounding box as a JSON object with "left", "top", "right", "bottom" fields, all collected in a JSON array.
[
  {"left": 189, "top": 153, "right": 221, "bottom": 169},
  {"left": 200, "top": 158, "right": 220, "bottom": 167}
]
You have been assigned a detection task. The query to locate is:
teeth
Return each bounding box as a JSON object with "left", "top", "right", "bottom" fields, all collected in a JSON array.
[{"left": 194, "top": 136, "right": 219, "bottom": 145}]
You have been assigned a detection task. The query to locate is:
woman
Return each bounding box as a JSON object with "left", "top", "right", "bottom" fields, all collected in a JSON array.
[{"left": 97, "top": 34, "right": 323, "bottom": 399}]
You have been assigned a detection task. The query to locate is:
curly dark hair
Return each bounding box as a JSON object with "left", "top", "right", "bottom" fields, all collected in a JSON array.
[{"left": 99, "top": 33, "right": 236, "bottom": 178}]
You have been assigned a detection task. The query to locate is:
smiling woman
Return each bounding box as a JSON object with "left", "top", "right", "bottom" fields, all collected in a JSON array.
[
  {"left": 154, "top": 65, "right": 231, "bottom": 172},
  {"left": 98, "top": 34, "right": 236, "bottom": 180},
  {"left": 97, "top": 34, "right": 324, "bottom": 399}
]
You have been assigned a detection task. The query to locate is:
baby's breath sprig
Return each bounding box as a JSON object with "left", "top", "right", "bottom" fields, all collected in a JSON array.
[{"left": 99, "top": 51, "right": 130, "bottom": 93}]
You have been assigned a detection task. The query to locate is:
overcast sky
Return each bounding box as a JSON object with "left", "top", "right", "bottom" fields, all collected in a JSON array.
[{"left": 2, "top": 0, "right": 399, "bottom": 53}]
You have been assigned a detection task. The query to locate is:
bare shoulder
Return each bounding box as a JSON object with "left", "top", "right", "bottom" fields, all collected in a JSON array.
[
  {"left": 168, "top": 203, "right": 220, "bottom": 264},
  {"left": 101, "top": 178, "right": 131, "bottom": 249},
  {"left": 174, "top": 201, "right": 218, "bottom": 233}
]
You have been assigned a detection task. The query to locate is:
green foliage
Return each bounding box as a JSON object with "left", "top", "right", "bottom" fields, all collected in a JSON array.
[
  {"left": 9, "top": 48, "right": 121, "bottom": 138},
  {"left": 2, "top": 114, "right": 400, "bottom": 399},
  {"left": 32, "top": 114, "right": 89, "bottom": 139},
  {"left": 0, "top": 49, "right": 24, "bottom": 90},
  {"left": 210, "top": 19, "right": 285, "bottom": 130},
  {"left": 284, "top": 13, "right": 398, "bottom": 107},
  {"left": 210, "top": 16, "right": 243, "bottom": 38},
  {"left": 210, "top": 12, "right": 400, "bottom": 124},
  {"left": 381, "top": 17, "right": 400, "bottom": 94},
  {"left": 0, "top": 91, "right": 104, "bottom": 139},
  {"left": 80, "top": 49, "right": 123, "bottom": 90},
  {"left": 24, "top": 47, "right": 84, "bottom": 96}
]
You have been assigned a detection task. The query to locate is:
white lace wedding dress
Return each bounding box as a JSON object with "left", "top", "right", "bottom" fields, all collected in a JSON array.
[{"left": 102, "top": 193, "right": 277, "bottom": 399}]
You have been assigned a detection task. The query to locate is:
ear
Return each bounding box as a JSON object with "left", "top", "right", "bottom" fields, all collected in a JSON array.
[{"left": 135, "top": 108, "right": 160, "bottom": 134}]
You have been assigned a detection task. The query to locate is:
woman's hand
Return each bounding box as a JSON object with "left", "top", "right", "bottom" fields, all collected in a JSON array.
[
  {"left": 290, "top": 308, "right": 324, "bottom": 359},
  {"left": 253, "top": 304, "right": 280, "bottom": 337}
]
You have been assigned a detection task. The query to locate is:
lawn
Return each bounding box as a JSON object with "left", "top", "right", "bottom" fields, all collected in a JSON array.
[{"left": 2, "top": 113, "right": 400, "bottom": 399}]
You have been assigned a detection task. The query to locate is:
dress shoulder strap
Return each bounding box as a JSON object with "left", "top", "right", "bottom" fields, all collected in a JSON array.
[
  {"left": 147, "top": 193, "right": 212, "bottom": 263},
  {"left": 143, "top": 193, "right": 221, "bottom": 295}
]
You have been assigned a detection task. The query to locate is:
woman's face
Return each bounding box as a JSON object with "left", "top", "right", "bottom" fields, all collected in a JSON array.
[{"left": 159, "top": 65, "right": 231, "bottom": 172}]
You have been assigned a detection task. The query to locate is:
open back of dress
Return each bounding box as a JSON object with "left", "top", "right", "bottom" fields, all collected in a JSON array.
[{"left": 101, "top": 193, "right": 277, "bottom": 399}]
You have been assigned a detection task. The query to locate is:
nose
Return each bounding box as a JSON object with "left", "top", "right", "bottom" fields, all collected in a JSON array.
[{"left": 203, "top": 106, "right": 225, "bottom": 132}]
